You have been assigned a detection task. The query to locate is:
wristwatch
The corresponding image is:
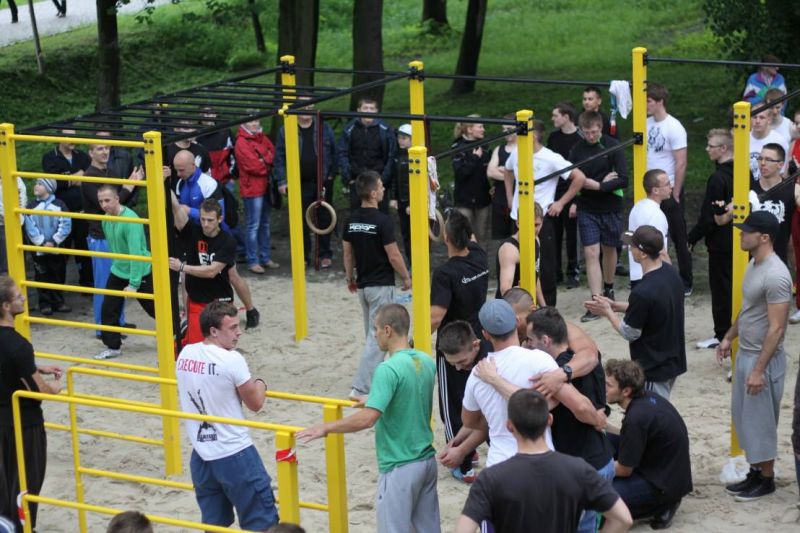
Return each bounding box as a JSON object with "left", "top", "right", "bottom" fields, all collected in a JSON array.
[{"left": 562, "top": 364, "right": 573, "bottom": 384}]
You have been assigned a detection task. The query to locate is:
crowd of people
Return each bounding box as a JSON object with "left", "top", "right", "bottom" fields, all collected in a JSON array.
[{"left": 0, "top": 61, "right": 799, "bottom": 531}]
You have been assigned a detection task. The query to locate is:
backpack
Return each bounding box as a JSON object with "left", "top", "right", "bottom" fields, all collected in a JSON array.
[{"left": 220, "top": 185, "right": 239, "bottom": 229}]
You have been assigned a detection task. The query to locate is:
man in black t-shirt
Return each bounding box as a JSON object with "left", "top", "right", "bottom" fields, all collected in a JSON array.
[
  {"left": 749, "top": 144, "right": 797, "bottom": 264},
  {"left": 430, "top": 210, "right": 489, "bottom": 483},
  {"left": 342, "top": 171, "right": 411, "bottom": 400},
  {"left": 0, "top": 277, "right": 63, "bottom": 531},
  {"left": 525, "top": 306, "right": 614, "bottom": 533},
  {"left": 169, "top": 196, "right": 236, "bottom": 347},
  {"left": 455, "top": 389, "right": 632, "bottom": 533},
  {"left": 585, "top": 226, "right": 686, "bottom": 400},
  {"left": 605, "top": 359, "right": 692, "bottom": 529}
]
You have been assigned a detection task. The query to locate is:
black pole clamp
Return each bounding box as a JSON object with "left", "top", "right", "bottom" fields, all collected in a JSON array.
[
  {"left": 409, "top": 65, "right": 425, "bottom": 81},
  {"left": 280, "top": 60, "right": 296, "bottom": 75}
]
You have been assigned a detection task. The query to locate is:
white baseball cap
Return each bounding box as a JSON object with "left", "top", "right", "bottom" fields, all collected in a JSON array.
[{"left": 397, "top": 124, "right": 412, "bottom": 137}]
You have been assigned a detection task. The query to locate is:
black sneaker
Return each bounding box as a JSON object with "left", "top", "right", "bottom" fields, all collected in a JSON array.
[
  {"left": 725, "top": 469, "right": 761, "bottom": 495},
  {"left": 566, "top": 277, "right": 579, "bottom": 290},
  {"left": 581, "top": 310, "right": 600, "bottom": 323},
  {"left": 603, "top": 288, "right": 615, "bottom": 301},
  {"left": 734, "top": 475, "right": 775, "bottom": 501},
  {"left": 615, "top": 262, "right": 629, "bottom": 276},
  {"left": 246, "top": 308, "right": 260, "bottom": 330},
  {"left": 650, "top": 499, "right": 681, "bottom": 530},
  {"left": 40, "top": 306, "right": 53, "bottom": 316}
]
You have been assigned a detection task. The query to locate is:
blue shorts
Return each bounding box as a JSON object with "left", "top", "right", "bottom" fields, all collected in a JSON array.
[
  {"left": 577, "top": 211, "right": 623, "bottom": 247},
  {"left": 190, "top": 445, "right": 279, "bottom": 530}
]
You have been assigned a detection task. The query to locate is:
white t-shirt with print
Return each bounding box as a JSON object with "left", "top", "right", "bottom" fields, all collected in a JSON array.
[
  {"left": 506, "top": 146, "right": 572, "bottom": 220},
  {"left": 177, "top": 342, "right": 253, "bottom": 461},
  {"left": 750, "top": 130, "right": 789, "bottom": 179},
  {"left": 462, "top": 345, "right": 558, "bottom": 467},
  {"left": 646, "top": 114, "right": 687, "bottom": 185},
  {"left": 770, "top": 116, "right": 793, "bottom": 146},
  {"left": 627, "top": 198, "right": 669, "bottom": 281}
]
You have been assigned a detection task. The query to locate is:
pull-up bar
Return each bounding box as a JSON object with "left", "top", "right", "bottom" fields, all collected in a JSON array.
[
  {"left": 750, "top": 87, "right": 800, "bottom": 116},
  {"left": 284, "top": 108, "right": 517, "bottom": 126},
  {"left": 434, "top": 126, "right": 523, "bottom": 162},
  {"left": 534, "top": 137, "right": 639, "bottom": 186}
]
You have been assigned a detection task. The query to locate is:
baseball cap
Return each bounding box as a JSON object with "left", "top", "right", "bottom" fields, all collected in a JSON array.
[
  {"left": 622, "top": 225, "right": 664, "bottom": 258},
  {"left": 397, "top": 124, "right": 412, "bottom": 137},
  {"left": 733, "top": 210, "right": 779, "bottom": 239},
  {"left": 479, "top": 299, "right": 517, "bottom": 336}
]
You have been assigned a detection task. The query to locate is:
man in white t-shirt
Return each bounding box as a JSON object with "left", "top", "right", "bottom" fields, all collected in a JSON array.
[
  {"left": 764, "top": 88, "right": 794, "bottom": 145},
  {"left": 176, "top": 301, "right": 278, "bottom": 531},
  {"left": 460, "top": 299, "right": 605, "bottom": 467},
  {"left": 750, "top": 109, "right": 789, "bottom": 179},
  {"left": 646, "top": 83, "right": 692, "bottom": 295},
  {"left": 628, "top": 169, "right": 672, "bottom": 286}
]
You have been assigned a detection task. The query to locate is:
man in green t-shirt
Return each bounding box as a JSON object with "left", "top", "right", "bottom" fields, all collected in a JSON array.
[
  {"left": 95, "top": 184, "right": 156, "bottom": 360},
  {"left": 298, "top": 303, "right": 440, "bottom": 533}
]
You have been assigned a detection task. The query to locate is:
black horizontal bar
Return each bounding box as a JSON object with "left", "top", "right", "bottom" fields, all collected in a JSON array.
[
  {"left": 286, "top": 108, "right": 517, "bottom": 125},
  {"left": 126, "top": 104, "right": 243, "bottom": 118},
  {"left": 534, "top": 138, "right": 637, "bottom": 185},
  {"left": 757, "top": 168, "right": 800, "bottom": 203},
  {"left": 434, "top": 127, "right": 523, "bottom": 161},
  {"left": 750, "top": 87, "right": 800, "bottom": 116},
  {"left": 222, "top": 81, "right": 343, "bottom": 92},
  {"left": 423, "top": 73, "right": 610, "bottom": 87},
  {"left": 292, "top": 66, "right": 405, "bottom": 76},
  {"left": 151, "top": 99, "right": 289, "bottom": 111},
  {"left": 35, "top": 124, "right": 144, "bottom": 137},
  {"left": 292, "top": 72, "right": 408, "bottom": 110},
  {"left": 647, "top": 56, "right": 800, "bottom": 69}
]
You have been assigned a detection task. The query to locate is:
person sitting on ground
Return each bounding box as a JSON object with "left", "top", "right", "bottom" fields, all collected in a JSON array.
[
  {"left": 94, "top": 185, "right": 157, "bottom": 360},
  {"left": 605, "top": 359, "right": 692, "bottom": 530},
  {"left": 106, "top": 511, "right": 153, "bottom": 533},
  {"left": 24, "top": 178, "right": 72, "bottom": 316},
  {"left": 585, "top": 226, "right": 686, "bottom": 400},
  {"left": 454, "top": 389, "right": 633, "bottom": 533}
]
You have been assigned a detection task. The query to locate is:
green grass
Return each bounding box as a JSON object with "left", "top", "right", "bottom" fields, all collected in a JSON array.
[{"left": 0, "top": 0, "right": 754, "bottom": 198}]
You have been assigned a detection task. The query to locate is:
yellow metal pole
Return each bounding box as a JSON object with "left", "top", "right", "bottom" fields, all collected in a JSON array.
[
  {"left": 729, "top": 102, "right": 751, "bottom": 457},
  {"left": 408, "top": 147, "right": 432, "bottom": 355},
  {"left": 66, "top": 372, "right": 88, "bottom": 532},
  {"left": 275, "top": 431, "right": 301, "bottom": 524},
  {"left": 408, "top": 60, "right": 432, "bottom": 355},
  {"left": 142, "top": 131, "right": 182, "bottom": 476},
  {"left": 11, "top": 394, "right": 32, "bottom": 533},
  {"left": 632, "top": 47, "right": 648, "bottom": 204},
  {"left": 323, "top": 404, "right": 349, "bottom": 533},
  {"left": 281, "top": 55, "right": 308, "bottom": 341},
  {"left": 515, "top": 110, "right": 536, "bottom": 300},
  {"left": 0, "top": 124, "right": 31, "bottom": 338}
]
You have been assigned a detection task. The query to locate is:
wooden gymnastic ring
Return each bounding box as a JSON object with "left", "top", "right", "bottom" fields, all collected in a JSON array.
[
  {"left": 429, "top": 209, "right": 445, "bottom": 242},
  {"left": 305, "top": 201, "right": 338, "bottom": 235}
]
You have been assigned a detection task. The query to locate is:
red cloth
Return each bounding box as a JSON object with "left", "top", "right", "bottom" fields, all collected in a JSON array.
[
  {"left": 183, "top": 298, "right": 208, "bottom": 347},
  {"left": 234, "top": 126, "right": 275, "bottom": 198}
]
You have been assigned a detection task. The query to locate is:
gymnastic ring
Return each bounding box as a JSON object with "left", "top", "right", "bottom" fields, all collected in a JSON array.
[
  {"left": 429, "top": 209, "right": 445, "bottom": 242},
  {"left": 305, "top": 201, "right": 338, "bottom": 235}
]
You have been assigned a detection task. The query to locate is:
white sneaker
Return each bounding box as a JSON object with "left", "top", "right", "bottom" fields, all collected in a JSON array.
[
  {"left": 695, "top": 337, "right": 720, "bottom": 349},
  {"left": 789, "top": 309, "right": 800, "bottom": 324},
  {"left": 94, "top": 348, "right": 121, "bottom": 360}
]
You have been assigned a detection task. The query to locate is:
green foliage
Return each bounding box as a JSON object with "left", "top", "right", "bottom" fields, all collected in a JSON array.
[{"left": 227, "top": 49, "right": 270, "bottom": 71}]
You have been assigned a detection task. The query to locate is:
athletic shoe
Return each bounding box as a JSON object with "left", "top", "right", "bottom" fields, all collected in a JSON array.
[
  {"left": 471, "top": 451, "right": 479, "bottom": 466},
  {"left": 246, "top": 308, "right": 260, "bottom": 330},
  {"left": 684, "top": 286, "right": 693, "bottom": 297},
  {"left": 725, "top": 468, "right": 761, "bottom": 495},
  {"left": 734, "top": 475, "right": 775, "bottom": 501},
  {"left": 321, "top": 258, "right": 332, "bottom": 269},
  {"left": 450, "top": 467, "right": 476, "bottom": 484},
  {"left": 566, "top": 277, "right": 579, "bottom": 290},
  {"left": 695, "top": 337, "right": 720, "bottom": 349},
  {"left": 650, "top": 500, "right": 681, "bottom": 530},
  {"left": 249, "top": 264, "right": 266, "bottom": 274},
  {"left": 615, "top": 263, "right": 629, "bottom": 276},
  {"left": 602, "top": 288, "right": 615, "bottom": 301},
  {"left": 40, "top": 306, "right": 53, "bottom": 316},
  {"left": 789, "top": 309, "right": 800, "bottom": 324},
  {"left": 263, "top": 260, "right": 280, "bottom": 269},
  {"left": 94, "top": 348, "right": 122, "bottom": 360},
  {"left": 581, "top": 310, "right": 600, "bottom": 323}
]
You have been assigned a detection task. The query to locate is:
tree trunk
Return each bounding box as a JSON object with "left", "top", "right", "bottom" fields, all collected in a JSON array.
[
  {"left": 277, "top": 0, "right": 319, "bottom": 87},
  {"left": 27, "top": 0, "right": 45, "bottom": 74},
  {"left": 450, "top": 0, "right": 487, "bottom": 95},
  {"left": 248, "top": 0, "right": 266, "bottom": 53},
  {"left": 422, "top": 0, "right": 448, "bottom": 27},
  {"left": 350, "top": 0, "right": 385, "bottom": 109},
  {"left": 95, "top": 0, "right": 120, "bottom": 111}
]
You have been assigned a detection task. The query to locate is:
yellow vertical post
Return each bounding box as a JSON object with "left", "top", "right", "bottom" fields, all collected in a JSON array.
[
  {"left": 632, "top": 47, "right": 648, "bottom": 203},
  {"left": 66, "top": 374, "right": 88, "bottom": 532},
  {"left": 515, "top": 110, "right": 537, "bottom": 300},
  {"left": 281, "top": 55, "right": 308, "bottom": 341},
  {"left": 142, "top": 131, "right": 182, "bottom": 476},
  {"left": 275, "top": 431, "right": 301, "bottom": 524},
  {"left": 408, "top": 60, "right": 432, "bottom": 355},
  {"left": 11, "top": 397, "right": 33, "bottom": 533},
  {"left": 408, "top": 147, "right": 432, "bottom": 355},
  {"left": 0, "top": 124, "right": 31, "bottom": 338},
  {"left": 323, "top": 404, "right": 349, "bottom": 533},
  {"left": 729, "top": 102, "right": 751, "bottom": 457}
]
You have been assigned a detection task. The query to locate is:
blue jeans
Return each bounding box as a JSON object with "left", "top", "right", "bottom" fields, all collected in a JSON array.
[
  {"left": 578, "top": 458, "right": 615, "bottom": 533},
  {"left": 190, "top": 445, "right": 279, "bottom": 530},
  {"left": 243, "top": 194, "right": 271, "bottom": 266},
  {"left": 612, "top": 472, "right": 663, "bottom": 519},
  {"left": 87, "top": 236, "right": 124, "bottom": 334}
]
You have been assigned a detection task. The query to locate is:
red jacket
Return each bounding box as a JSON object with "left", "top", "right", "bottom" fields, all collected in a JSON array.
[{"left": 234, "top": 126, "right": 275, "bottom": 198}]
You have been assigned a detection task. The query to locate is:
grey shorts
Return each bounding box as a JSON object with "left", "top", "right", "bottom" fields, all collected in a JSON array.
[
  {"left": 731, "top": 350, "right": 786, "bottom": 464},
  {"left": 376, "top": 456, "right": 440, "bottom": 533}
]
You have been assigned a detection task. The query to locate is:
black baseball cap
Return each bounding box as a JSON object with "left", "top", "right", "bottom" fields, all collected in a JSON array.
[
  {"left": 622, "top": 225, "right": 664, "bottom": 258},
  {"left": 734, "top": 210, "right": 779, "bottom": 239}
]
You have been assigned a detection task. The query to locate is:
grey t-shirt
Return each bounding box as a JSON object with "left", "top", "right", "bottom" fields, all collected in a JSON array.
[{"left": 738, "top": 253, "right": 792, "bottom": 353}]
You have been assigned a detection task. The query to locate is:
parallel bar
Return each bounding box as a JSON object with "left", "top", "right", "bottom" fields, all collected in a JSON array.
[
  {"left": 286, "top": 108, "right": 517, "bottom": 125},
  {"left": 21, "top": 280, "right": 155, "bottom": 300},
  {"left": 435, "top": 127, "right": 522, "bottom": 161},
  {"left": 73, "top": 392, "right": 159, "bottom": 409},
  {"left": 647, "top": 56, "right": 800, "bottom": 69},
  {"left": 26, "top": 316, "right": 156, "bottom": 336},
  {"left": 14, "top": 171, "right": 149, "bottom": 188},
  {"left": 10, "top": 133, "right": 144, "bottom": 147},
  {"left": 33, "top": 351, "right": 158, "bottom": 373},
  {"left": 20, "top": 244, "right": 152, "bottom": 262},
  {"left": 266, "top": 390, "right": 356, "bottom": 408},
  {"left": 229, "top": 82, "right": 343, "bottom": 92},
  {"left": 45, "top": 422, "right": 163, "bottom": 446},
  {"left": 79, "top": 466, "right": 193, "bottom": 491}
]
